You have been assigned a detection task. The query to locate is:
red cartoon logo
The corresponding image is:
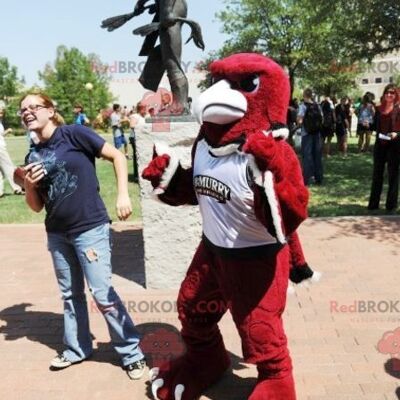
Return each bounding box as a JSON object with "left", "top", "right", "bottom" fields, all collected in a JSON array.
[
  {"left": 377, "top": 327, "right": 400, "bottom": 372},
  {"left": 141, "top": 326, "right": 185, "bottom": 369}
]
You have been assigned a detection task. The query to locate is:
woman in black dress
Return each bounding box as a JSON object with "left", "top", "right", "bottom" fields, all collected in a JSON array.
[{"left": 368, "top": 84, "right": 400, "bottom": 211}]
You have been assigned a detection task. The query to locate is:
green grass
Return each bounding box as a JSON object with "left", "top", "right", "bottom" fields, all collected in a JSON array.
[
  {"left": 0, "top": 134, "right": 142, "bottom": 224},
  {"left": 0, "top": 134, "right": 396, "bottom": 224},
  {"left": 307, "top": 136, "right": 397, "bottom": 217}
]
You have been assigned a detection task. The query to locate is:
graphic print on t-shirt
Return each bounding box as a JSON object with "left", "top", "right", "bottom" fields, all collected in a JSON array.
[
  {"left": 193, "top": 174, "right": 231, "bottom": 203},
  {"left": 28, "top": 149, "right": 78, "bottom": 216}
]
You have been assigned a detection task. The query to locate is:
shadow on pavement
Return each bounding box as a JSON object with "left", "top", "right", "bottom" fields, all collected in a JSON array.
[
  {"left": 0, "top": 303, "right": 64, "bottom": 354},
  {"left": 0, "top": 305, "right": 255, "bottom": 397},
  {"left": 111, "top": 227, "right": 146, "bottom": 288},
  {"left": 307, "top": 216, "right": 400, "bottom": 245}
]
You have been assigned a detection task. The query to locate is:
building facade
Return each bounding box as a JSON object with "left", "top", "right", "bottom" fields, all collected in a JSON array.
[{"left": 357, "top": 50, "right": 400, "bottom": 100}]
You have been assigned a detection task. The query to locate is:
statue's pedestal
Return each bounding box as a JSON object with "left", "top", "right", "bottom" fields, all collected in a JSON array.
[{"left": 136, "top": 118, "right": 202, "bottom": 289}]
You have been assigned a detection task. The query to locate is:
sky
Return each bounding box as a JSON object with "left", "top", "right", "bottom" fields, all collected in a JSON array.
[{"left": 0, "top": 0, "right": 228, "bottom": 87}]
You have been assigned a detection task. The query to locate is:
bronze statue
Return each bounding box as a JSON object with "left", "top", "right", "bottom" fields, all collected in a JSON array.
[{"left": 101, "top": 0, "right": 205, "bottom": 115}]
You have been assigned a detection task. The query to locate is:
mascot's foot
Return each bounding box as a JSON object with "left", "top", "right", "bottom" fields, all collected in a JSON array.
[
  {"left": 150, "top": 349, "right": 230, "bottom": 400},
  {"left": 289, "top": 264, "right": 322, "bottom": 285},
  {"left": 248, "top": 374, "right": 296, "bottom": 400}
]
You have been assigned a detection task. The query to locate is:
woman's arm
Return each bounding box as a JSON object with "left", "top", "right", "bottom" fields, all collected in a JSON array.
[
  {"left": 99, "top": 142, "right": 132, "bottom": 220},
  {"left": 24, "top": 163, "right": 45, "bottom": 212}
]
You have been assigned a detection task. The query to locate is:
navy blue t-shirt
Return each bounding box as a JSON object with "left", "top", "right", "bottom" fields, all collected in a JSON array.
[{"left": 26, "top": 124, "right": 110, "bottom": 234}]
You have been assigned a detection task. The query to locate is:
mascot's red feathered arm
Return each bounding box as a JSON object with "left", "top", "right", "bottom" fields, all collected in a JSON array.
[
  {"left": 244, "top": 134, "right": 308, "bottom": 236},
  {"left": 142, "top": 139, "right": 198, "bottom": 206}
]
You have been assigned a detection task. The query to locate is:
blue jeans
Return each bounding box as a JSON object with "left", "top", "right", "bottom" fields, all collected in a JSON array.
[
  {"left": 47, "top": 223, "right": 144, "bottom": 366},
  {"left": 301, "top": 133, "right": 323, "bottom": 185}
]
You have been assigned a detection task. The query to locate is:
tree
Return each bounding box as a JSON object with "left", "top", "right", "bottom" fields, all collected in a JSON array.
[
  {"left": 39, "top": 46, "right": 113, "bottom": 123},
  {"left": 216, "top": 0, "right": 365, "bottom": 97},
  {"left": 0, "top": 56, "right": 22, "bottom": 100},
  {"left": 0, "top": 56, "right": 24, "bottom": 128},
  {"left": 201, "top": 0, "right": 400, "bottom": 98},
  {"left": 332, "top": 0, "right": 400, "bottom": 62}
]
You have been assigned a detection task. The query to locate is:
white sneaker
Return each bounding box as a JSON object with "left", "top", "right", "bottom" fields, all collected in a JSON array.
[
  {"left": 125, "top": 359, "right": 146, "bottom": 380},
  {"left": 50, "top": 354, "right": 72, "bottom": 369}
]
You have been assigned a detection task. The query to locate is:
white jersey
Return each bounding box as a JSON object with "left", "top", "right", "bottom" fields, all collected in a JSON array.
[{"left": 193, "top": 139, "right": 277, "bottom": 249}]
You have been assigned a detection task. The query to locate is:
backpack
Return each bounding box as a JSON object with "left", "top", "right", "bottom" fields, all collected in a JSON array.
[
  {"left": 321, "top": 101, "right": 334, "bottom": 128},
  {"left": 303, "top": 102, "right": 323, "bottom": 134}
]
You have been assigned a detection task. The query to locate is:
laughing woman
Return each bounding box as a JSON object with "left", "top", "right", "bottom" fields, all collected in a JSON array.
[{"left": 19, "top": 92, "right": 146, "bottom": 379}]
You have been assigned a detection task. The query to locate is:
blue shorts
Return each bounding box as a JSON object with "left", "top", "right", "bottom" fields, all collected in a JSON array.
[{"left": 112, "top": 128, "right": 127, "bottom": 149}]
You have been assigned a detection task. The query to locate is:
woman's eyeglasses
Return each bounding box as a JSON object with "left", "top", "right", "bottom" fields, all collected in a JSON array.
[
  {"left": 17, "top": 104, "right": 47, "bottom": 116},
  {"left": 385, "top": 91, "right": 396, "bottom": 96}
]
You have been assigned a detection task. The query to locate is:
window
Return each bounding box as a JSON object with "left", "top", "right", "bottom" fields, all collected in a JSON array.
[
  {"left": 375, "top": 77, "right": 382, "bottom": 83},
  {"left": 361, "top": 78, "right": 369, "bottom": 84},
  {"left": 389, "top": 76, "right": 394, "bottom": 83}
]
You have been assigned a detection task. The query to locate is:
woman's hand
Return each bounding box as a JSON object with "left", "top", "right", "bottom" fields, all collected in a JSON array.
[
  {"left": 116, "top": 193, "right": 132, "bottom": 221},
  {"left": 23, "top": 162, "right": 45, "bottom": 212},
  {"left": 24, "top": 162, "right": 45, "bottom": 189}
]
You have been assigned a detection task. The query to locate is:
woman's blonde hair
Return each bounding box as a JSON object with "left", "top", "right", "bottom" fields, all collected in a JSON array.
[{"left": 19, "top": 92, "right": 65, "bottom": 126}]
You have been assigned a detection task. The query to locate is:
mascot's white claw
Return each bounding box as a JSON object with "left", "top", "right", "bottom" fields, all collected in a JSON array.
[
  {"left": 174, "top": 384, "right": 185, "bottom": 400},
  {"left": 311, "top": 271, "right": 322, "bottom": 283},
  {"left": 287, "top": 282, "right": 295, "bottom": 295},
  {"left": 298, "top": 280, "right": 310, "bottom": 288},
  {"left": 152, "top": 378, "right": 164, "bottom": 400},
  {"left": 149, "top": 367, "right": 160, "bottom": 381}
]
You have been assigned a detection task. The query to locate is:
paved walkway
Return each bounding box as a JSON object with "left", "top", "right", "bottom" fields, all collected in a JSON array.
[{"left": 1, "top": 217, "right": 400, "bottom": 400}]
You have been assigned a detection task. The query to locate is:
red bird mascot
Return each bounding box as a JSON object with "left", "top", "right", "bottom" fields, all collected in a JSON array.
[{"left": 142, "top": 53, "right": 309, "bottom": 400}]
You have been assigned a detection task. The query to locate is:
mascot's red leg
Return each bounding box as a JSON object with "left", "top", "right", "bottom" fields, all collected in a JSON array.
[
  {"left": 288, "top": 231, "right": 315, "bottom": 284},
  {"left": 151, "top": 242, "right": 230, "bottom": 400},
  {"left": 216, "top": 246, "right": 296, "bottom": 400}
]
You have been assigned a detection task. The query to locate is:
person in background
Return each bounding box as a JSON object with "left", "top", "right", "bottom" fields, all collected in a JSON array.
[
  {"left": 368, "top": 84, "right": 400, "bottom": 212},
  {"left": 287, "top": 98, "right": 299, "bottom": 147},
  {"left": 297, "top": 88, "right": 324, "bottom": 185},
  {"left": 73, "top": 104, "right": 90, "bottom": 125},
  {"left": 121, "top": 106, "right": 128, "bottom": 118},
  {"left": 335, "top": 97, "right": 349, "bottom": 157},
  {"left": 128, "top": 102, "right": 147, "bottom": 182},
  {"left": 356, "top": 93, "right": 375, "bottom": 153},
  {"left": 110, "top": 104, "right": 129, "bottom": 158},
  {"left": 345, "top": 97, "right": 354, "bottom": 138},
  {"left": 0, "top": 108, "right": 24, "bottom": 197},
  {"left": 19, "top": 92, "right": 146, "bottom": 379},
  {"left": 187, "top": 96, "right": 193, "bottom": 113},
  {"left": 320, "top": 95, "right": 336, "bottom": 157}
]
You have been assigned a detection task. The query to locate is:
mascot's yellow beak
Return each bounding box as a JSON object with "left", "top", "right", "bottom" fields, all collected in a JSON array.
[{"left": 192, "top": 79, "right": 248, "bottom": 125}]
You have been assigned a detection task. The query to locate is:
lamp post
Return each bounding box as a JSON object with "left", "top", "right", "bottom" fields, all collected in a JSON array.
[{"left": 85, "top": 82, "right": 94, "bottom": 121}]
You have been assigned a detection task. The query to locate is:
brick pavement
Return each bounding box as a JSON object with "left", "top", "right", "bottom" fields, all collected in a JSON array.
[{"left": 0, "top": 217, "right": 400, "bottom": 400}]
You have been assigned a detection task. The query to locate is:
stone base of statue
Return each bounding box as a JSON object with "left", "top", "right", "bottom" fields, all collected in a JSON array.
[{"left": 135, "top": 117, "right": 202, "bottom": 289}]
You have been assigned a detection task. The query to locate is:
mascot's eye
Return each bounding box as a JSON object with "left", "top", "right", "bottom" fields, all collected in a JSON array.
[{"left": 239, "top": 75, "right": 260, "bottom": 93}]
